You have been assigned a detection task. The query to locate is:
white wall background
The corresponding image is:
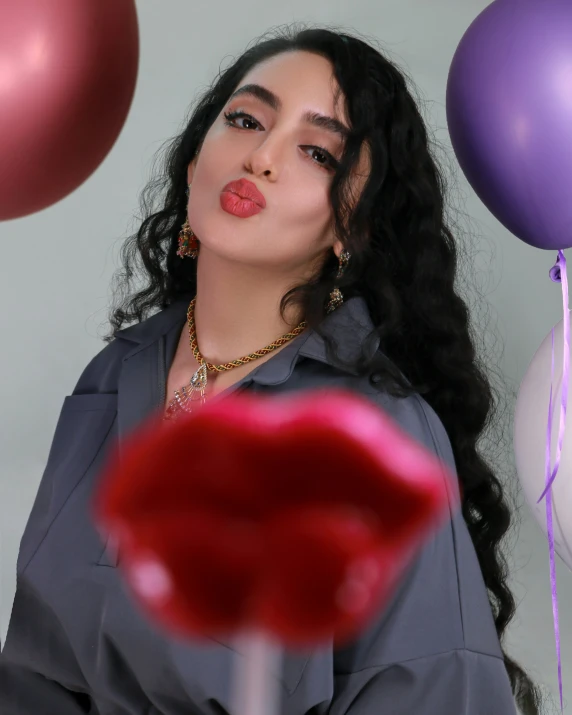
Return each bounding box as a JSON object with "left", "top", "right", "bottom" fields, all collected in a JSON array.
[{"left": 0, "top": 1, "right": 568, "bottom": 712}]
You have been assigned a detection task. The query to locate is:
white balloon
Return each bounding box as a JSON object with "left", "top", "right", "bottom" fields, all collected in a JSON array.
[{"left": 514, "top": 311, "right": 572, "bottom": 570}]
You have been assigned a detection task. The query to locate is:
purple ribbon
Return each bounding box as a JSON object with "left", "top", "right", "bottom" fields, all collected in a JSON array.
[
  {"left": 544, "top": 327, "right": 563, "bottom": 712},
  {"left": 536, "top": 250, "right": 569, "bottom": 712},
  {"left": 539, "top": 251, "right": 570, "bottom": 500}
]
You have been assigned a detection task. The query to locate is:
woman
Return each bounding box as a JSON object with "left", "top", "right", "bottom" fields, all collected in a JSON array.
[{"left": 0, "top": 25, "right": 542, "bottom": 715}]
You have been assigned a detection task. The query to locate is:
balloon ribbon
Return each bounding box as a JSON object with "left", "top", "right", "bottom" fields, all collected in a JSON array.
[{"left": 537, "top": 249, "right": 568, "bottom": 712}]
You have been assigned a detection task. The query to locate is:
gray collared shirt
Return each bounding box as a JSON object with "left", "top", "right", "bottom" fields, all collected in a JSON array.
[{"left": 0, "top": 296, "right": 517, "bottom": 714}]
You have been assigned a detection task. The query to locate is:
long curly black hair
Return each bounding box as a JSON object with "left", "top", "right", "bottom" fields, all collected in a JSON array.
[{"left": 103, "top": 24, "right": 543, "bottom": 713}]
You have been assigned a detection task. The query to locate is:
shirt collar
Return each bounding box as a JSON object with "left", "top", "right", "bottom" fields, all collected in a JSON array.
[{"left": 114, "top": 294, "right": 379, "bottom": 384}]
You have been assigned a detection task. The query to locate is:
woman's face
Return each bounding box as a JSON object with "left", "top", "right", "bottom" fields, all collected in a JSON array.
[{"left": 187, "top": 50, "right": 367, "bottom": 275}]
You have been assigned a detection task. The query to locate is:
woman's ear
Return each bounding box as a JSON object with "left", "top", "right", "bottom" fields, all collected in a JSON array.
[
  {"left": 332, "top": 239, "right": 344, "bottom": 259},
  {"left": 187, "top": 162, "right": 195, "bottom": 186},
  {"left": 187, "top": 151, "right": 199, "bottom": 185}
]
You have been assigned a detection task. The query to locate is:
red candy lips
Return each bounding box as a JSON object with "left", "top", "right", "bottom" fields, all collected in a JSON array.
[{"left": 92, "top": 389, "right": 455, "bottom": 646}]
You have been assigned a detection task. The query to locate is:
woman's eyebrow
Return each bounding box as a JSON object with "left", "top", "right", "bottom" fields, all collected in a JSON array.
[{"left": 229, "top": 83, "right": 349, "bottom": 141}]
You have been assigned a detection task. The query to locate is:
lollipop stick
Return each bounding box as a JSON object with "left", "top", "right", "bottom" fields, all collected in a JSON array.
[{"left": 232, "top": 629, "right": 282, "bottom": 715}]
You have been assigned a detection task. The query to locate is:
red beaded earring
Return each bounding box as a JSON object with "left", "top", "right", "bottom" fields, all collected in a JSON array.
[{"left": 177, "top": 182, "right": 199, "bottom": 259}]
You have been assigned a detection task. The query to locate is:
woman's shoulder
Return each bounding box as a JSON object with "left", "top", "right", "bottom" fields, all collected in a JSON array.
[
  {"left": 72, "top": 301, "right": 188, "bottom": 395},
  {"left": 70, "top": 338, "right": 134, "bottom": 395}
]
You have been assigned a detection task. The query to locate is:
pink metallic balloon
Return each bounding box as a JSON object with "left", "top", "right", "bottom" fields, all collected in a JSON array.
[{"left": 0, "top": 0, "right": 139, "bottom": 220}]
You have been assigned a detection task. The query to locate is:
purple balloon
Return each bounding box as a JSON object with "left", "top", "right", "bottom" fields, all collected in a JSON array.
[{"left": 446, "top": 0, "right": 572, "bottom": 250}]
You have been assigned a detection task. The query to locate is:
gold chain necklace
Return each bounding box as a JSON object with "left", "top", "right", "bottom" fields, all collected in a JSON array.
[{"left": 163, "top": 298, "right": 307, "bottom": 421}]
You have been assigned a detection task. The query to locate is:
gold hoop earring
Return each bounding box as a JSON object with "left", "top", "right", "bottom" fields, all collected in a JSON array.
[{"left": 326, "top": 249, "right": 351, "bottom": 313}]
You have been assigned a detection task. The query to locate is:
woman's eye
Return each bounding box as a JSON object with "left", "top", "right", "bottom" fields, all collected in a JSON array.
[
  {"left": 309, "top": 148, "right": 332, "bottom": 169},
  {"left": 223, "top": 111, "right": 259, "bottom": 131},
  {"left": 223, "top": 110, "right": 337, "bottom": 172},
  {"left": 224, "top": 112, "right": 260, "bottom": 129}
]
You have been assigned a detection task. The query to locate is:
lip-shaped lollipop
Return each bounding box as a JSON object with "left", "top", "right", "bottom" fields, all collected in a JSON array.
[{"left": 92, "top": 389, "right": 455, "bottom": 646}]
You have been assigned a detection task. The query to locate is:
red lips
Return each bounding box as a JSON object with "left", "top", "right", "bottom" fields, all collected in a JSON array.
[{"left": 222, "top": 178, "right": 266, "bottom": 208}]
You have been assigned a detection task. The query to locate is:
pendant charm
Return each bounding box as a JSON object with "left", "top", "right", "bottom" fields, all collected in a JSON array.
[
  {"left": 163, "top": 363, "right": 208, "bottom": 422},
  {"left": 191, "top": 363, "right": 208, "bottom": 392}
]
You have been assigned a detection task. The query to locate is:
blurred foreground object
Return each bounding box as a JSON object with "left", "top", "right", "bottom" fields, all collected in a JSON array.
[{"left": 93, "top": 388, "right": 455, "bottom": 647}]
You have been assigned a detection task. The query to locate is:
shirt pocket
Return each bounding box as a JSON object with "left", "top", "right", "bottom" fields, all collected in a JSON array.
[{"left": 18, "top": 393, "right": 118, "bottom": 574}]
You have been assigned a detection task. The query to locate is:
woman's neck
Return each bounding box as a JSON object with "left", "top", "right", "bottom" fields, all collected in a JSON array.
[{"left": 192, "top": 248, "right": 306, "bottom": 365}]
